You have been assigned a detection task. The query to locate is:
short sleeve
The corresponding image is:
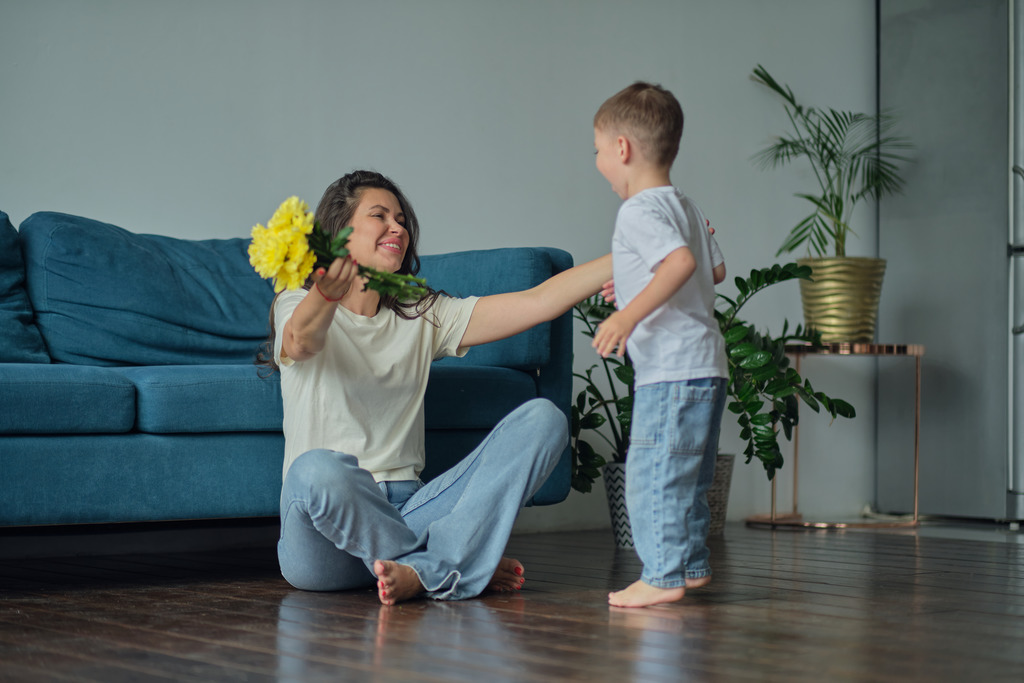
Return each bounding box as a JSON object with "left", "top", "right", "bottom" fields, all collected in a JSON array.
[
  {"left": 428, "top": 295, "right": 479, "bottom": 360},
  {"left": 709, "top": 233, "right": 724, "bottom": 268},
  {"left": 617, "top": 202, "right": 689, "bottom": 273},
  {"left": 273, "top": 289, "right": 307, "bottom": 367}
]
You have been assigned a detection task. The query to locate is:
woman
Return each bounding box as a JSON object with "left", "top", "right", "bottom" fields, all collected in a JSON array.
[{"left": 264, "top": 170, "right": 612, "bottom": 604}]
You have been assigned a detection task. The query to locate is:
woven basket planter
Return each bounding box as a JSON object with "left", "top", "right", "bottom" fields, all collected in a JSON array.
[{"left": 603, "top": 453, "right": 735, "bottom": 549}]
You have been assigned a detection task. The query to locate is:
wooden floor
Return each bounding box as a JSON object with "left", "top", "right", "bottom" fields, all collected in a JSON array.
[{"left": 1, "top": 523, "right": 1023, "bottom": 682}]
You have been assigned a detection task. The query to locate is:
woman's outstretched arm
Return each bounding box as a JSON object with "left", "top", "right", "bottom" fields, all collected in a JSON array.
[{"left": 459, "top": 253, "right": 612, "bottom": 348}]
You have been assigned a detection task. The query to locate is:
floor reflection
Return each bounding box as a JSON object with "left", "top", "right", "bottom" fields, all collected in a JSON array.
[{"left": 274, "top": 589, "right": 532, "bottom": 680}]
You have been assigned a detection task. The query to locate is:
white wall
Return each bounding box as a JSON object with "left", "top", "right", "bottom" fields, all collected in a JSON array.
[{"left": 0, "top": 0, "right": 879, "bottom": 530}]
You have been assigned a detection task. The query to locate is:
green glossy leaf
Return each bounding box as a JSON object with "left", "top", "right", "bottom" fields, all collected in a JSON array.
[
  {"left": 613, "top": 364, "right": 635, "bottom": 386},
  {"left": 724, "top": 325, "right": 750, "bottom": 344},
  {"left": 729, "top": 342, "right": 759, "bottom": 359},
  {"left": 832, "top": 399, "right": 856, "bottom": 418},
  {"left": 738, "top": 351, "right": 773, "bottom": 369}
]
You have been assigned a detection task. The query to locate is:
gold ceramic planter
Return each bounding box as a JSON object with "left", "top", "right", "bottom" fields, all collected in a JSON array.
[{"left": 797, "top": 257, "right": 886, "bottom": 343}]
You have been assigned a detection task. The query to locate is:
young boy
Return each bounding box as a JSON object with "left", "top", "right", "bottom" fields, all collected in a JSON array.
[{"left": 591, "top": 82, "right": 728, "bottom": 608}]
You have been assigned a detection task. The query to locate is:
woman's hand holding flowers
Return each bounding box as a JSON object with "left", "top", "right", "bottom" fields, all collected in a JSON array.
[
  {"left": 249, "top": 196, "right": 427, "bottom": 299},
  {"left": 312, "top": 256, "right": 359, "bottom": 303}
]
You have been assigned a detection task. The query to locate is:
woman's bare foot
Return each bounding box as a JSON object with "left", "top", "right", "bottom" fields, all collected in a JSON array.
[
  {"left": 608, "top": 580, "right": 686, "bottom": 608},
  {"left": 374, "top": 560, "right": 424, "bottom": 606},
  {"left": 487, "top": 557, "right": 525, "bottom": 593}
]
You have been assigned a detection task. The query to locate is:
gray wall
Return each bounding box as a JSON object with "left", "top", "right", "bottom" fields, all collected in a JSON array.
[
  {"left": 878, "top": 0, "right": 1013, "bottom": 519},
  {"left": 0, "top": 0, "right": 879, "bottom": 530}
]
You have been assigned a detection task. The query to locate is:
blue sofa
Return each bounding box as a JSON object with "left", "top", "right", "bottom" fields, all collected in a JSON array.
[{"left": 0, "top": 210, "right": 573, "bottom": 527}]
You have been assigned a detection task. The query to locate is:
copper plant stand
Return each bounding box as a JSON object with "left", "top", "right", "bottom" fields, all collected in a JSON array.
[{"left": 746, "top": 343, "right": 925, "bottom": 529}]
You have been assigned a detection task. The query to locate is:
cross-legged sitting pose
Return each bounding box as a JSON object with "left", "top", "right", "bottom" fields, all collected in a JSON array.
[{"left": 261, "top": 170, "right": 612, "bottom": 604}]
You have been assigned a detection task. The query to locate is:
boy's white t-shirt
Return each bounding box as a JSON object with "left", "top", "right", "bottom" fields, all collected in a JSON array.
[
  {"left": 274, "top": 290, "right": 479, "bottom": 481},
  {"left": 612, "top": 186, "right": 728, "bottom": 388}
]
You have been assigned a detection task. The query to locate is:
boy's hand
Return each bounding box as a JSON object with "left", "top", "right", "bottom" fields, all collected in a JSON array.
[
  {"left": 600, "top": 279, "right": 616, "bottom": 304},
  {"left": 592, "top": 310, "right": 635, "bottom": 358}
]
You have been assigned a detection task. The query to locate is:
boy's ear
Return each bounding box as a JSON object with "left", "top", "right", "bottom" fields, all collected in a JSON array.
[{"left": 617, "top": 135, "right": 631, "bottom": 163}]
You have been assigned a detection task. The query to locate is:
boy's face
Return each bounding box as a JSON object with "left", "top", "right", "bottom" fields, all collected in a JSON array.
[{"left": 594, "top": 127, "right": 627, "bottom": 199}]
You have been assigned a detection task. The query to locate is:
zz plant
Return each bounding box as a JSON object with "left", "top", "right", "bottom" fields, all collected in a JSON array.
[{"left": 570, "top": 262, "right": 856, "bottom": 492}]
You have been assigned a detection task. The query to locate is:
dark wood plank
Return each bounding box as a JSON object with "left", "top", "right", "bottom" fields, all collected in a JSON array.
[{"left": 1, "top": 524, "right": 1022, "bottom": 682}]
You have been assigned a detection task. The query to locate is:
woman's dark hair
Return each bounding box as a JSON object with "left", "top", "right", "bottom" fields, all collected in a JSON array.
[{"left": 256, "top": 170, "right": 443, "bottom": 373}]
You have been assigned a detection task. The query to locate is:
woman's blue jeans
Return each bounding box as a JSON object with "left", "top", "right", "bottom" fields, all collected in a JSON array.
[
  {"left": 626, "top": 378, "right": 727, "bottom": 588},
  {"left": 277, "top": 398, "right": 567, "bottom": 600}
]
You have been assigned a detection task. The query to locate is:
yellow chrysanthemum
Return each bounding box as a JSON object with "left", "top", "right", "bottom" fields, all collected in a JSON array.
[
  {"left": 248, "top": 196, "right": 317, "bottom": 292},
  {"left": 267, "top": 196, "right": 314, "bottom": 236}
]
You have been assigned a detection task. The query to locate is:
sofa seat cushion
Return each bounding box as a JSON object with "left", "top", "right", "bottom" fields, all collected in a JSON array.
[
  {"left": 0, "top": 212, "right": 49, "bottom": 363},
  {"left": 424, "top": 365, "right": 537, "bottom": 429},
  {"left": 113, "top": 365, "right": 283, "bottom": 434},
  {"left": 0, "top": 364, "right": 135, "bottom": 434},
  {"left": 19, "top": 212, "right": 275, "bottom": 366}
]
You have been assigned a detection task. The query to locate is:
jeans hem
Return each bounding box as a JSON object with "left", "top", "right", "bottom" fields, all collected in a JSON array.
[
  {"left": 403, "top": 561, "right": 462, "bottom": 601},
  {"left": 641, "top": 576, "right": 686, "bottom": 589}
]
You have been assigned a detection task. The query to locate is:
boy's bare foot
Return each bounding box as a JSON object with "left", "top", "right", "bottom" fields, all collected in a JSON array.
[
  {"left": 608, "top": 580, "right": 686, "bottom": 608},
  {"left": 486, "top": 557, "right": 525, "bottom": 593},
  {"left": 686, "top": 575, "right": 712, "bottom": 590},
  {"left": 374, "top": 560, "right": 424, "bottom": 606}
]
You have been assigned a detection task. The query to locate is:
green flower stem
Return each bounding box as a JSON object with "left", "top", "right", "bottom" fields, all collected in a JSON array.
[{"left": 309, "top": 223, "right": 428, "bottom": 301}]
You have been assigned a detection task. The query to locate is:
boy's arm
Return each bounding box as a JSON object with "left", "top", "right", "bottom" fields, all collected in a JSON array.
[
  {"left": 592, "top": 246, "right": 696, "bottom": 358},
  {"left": 708, "top": 228, "right": 726, "bottom": 284}
]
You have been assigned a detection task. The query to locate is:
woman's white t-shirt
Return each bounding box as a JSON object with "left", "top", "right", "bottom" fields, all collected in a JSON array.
[{"left": 274, "top": 290, "right": 479, "bottom": 482}]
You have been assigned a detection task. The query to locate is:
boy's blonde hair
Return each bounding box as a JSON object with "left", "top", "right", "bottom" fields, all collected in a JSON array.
[{"left": 593, "top": 81, "right": 683, "bottom": 168}]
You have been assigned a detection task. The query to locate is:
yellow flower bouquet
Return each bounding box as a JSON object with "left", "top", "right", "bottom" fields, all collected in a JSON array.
[{"left": 248, "top": 196, "right": 427, "bottom": 299}]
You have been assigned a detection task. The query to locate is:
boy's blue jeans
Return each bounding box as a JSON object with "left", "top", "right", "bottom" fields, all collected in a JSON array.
[
  {"left": 627, "top": 377, "right": 728, "bottom": 588},
  {"left": 276, "top": 398, "right": 567, "bottom": 600}
]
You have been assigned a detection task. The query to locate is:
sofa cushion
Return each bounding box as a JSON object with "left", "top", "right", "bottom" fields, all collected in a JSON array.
[
  {"left": 424, "top": 365, "right": 537, "bottom": 429},
  {"left": 0, "top": 212, "right": 49, "bottom": 363},
  {"left": 19, "top": 212, "right": 276, "bottom": 366},
  {"left": 0, "top": 433, "right": 285, "bottom": 525},
  {"left": 0, "top": 364, "right": 135, "bottom": 434},
  {"left": 114, "top": 365, "right": 283, "bottom": 433},
  {"left": 421, "top": 248, "right": 553, "bottom": 370}
]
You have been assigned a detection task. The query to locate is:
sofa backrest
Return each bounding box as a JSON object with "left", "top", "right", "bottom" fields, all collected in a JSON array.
[
  {"left": 21, "top": 212, "right": 276, "bottom": 366},
  {"left": 0, "top": 211, "right": 49, "bottom": 363},
  {"left": 421, "top": 248, "right": 566, "bottom": 370},
  {"left": 18, "top": 211, "right": 572, "bottom": 370}
]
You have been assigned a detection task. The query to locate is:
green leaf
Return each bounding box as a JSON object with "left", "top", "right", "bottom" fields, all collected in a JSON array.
[
  {"left": 723, "top": 325, "right": 750, "bottom": 344},
  {"left": 729, "top": 342, "right": 758, "bottom": 359},
  {"left": 613, "top": 364, "right": 635, "bottom": 386},
  {"left": 832, "top": 399, "right": 856, "bottom": 418},
  {"left": 739, "top": 350, "right": 773, "bottom": 369},
  {"left": 751, "top": 362, "right": 780, "bottom": 383},
  {"left": 580, "top": 412, "right": 606, "bottom": 430},
  {"left": 742, "top": 399, "right": 765, "bottom": 415}
]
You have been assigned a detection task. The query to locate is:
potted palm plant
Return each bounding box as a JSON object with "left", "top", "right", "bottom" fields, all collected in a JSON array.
[
  {"left": 751, "top": 64, "right": 912, "bottom": 342},
  {"left": 571, "top": 262, "right": 855, "bottom": 546}
]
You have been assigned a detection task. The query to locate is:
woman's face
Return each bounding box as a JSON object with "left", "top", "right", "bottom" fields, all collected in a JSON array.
[{"left": 344, "top": 188, "right": 409, "bottom": 274}]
